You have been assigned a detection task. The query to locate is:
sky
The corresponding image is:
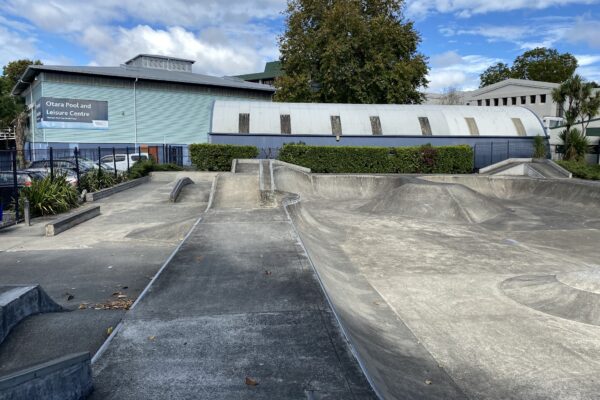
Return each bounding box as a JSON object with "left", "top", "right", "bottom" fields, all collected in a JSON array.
[{"left": 0, "top": 0, "right": 599, "bottom": 93}]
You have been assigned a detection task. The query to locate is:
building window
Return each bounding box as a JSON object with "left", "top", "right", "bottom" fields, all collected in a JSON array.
[
  {"left": 239, "top": 113, "right": 250, "bottom": 134},
  {"left": 494, "top": 98, "right": 499, "bottom": 106},
  {"left": 511, "top": 97, "right": 517, "bottom": 105},
  {"left": 465, "top": 118, "right": 479, "bottom": 136},
  {"left": 280, "top": 114, "right": 291, "bottom": 135},
  {"left": 521, "top": 96, "right": 526, "bottom": 104},
  {"left": 477, "top": 100, "right": 482, "bottom": 106},
  {"left": 503, "top": 98, "right": 508, "bottom": 106},
  {"left": 418, "top": 117, "right": 432, "bottom": 136},
  {"left": 540, "top": 94, "right": 546, "bottom": 103},
  {"left": 485, "top": 99, "right": 490, "bottom": 106},
  {"left": 511, "top": 118, "right": 526, "bottom": 136},
  {"left": 330, "top": 115, "right": 342, "bottom": 136},
  {"left": 370, "top": 116, "right": 382, "bottom": 135},
  {"left": 530, "top": 95, "right": 536, "bottom": 104}
]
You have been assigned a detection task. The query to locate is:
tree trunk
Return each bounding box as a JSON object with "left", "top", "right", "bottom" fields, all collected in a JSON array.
[{"left": 13, "top": 111, "right": 27, "bottom": 168}]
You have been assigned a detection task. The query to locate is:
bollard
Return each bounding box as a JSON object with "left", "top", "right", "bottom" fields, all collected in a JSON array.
[{"left": 24, "top": 198, "right": 31, "bottom": 226}]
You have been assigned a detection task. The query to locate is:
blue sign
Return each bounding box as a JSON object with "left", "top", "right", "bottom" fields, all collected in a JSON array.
[{"left": 36, "top": 97, "right": 109, "bottom": 130}]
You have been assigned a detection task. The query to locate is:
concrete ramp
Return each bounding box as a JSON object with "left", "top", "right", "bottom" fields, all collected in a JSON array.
[
  {"left": 0, "top": 285, "right": 61, "bottom": 345},
  {"left": 480, "top": 158, "right": 572, "bottom": 179},
  {"left": 209, "top": 173, "right": 261, "bottom": 209}
]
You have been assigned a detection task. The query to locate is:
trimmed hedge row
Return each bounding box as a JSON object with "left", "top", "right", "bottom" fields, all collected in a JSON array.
[
  {"left": 278, "top": 144, "right": 474, "bottom": 174},
  {"left": 557, "top": 160, "right": 600, "bottom": 180},
  {"left": 190, "top": 143, "right": 259, "bottom": 171}
]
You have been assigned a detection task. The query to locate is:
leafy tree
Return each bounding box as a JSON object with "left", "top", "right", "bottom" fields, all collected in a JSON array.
[
  {"left": 275, "top": 0, "right": 429, "bottom": 104},
  {"left": 551, "top": 74, "right": 600, "bottom": 161},
  {"left": 512, "top": 48, "right": 577, "bottom": 83},
  {"left": 0, "top": 59, "right": 42, "bottom": 163},
  {"left": 479, "top": 63, "right": 512, "bottom": 88},
  {"left": 479, "top": 48, "right": 578, "bottom": 87}
]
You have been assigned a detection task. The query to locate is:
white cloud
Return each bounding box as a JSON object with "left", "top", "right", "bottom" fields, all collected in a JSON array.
[
  {"left": 567, "top": 16, "right": 600, "bottom": 49},
  {"left": 0, "top": 0, "right": 285, "bottom": 76},
  {"left": 407, "top": 0, "right": 600, "bottom": 19},
  {"left": 427, "top": 53, "right": 502, "bottom": 92},
  {"left": 0, "top": 24, "right": 38, "bottom": 69}
]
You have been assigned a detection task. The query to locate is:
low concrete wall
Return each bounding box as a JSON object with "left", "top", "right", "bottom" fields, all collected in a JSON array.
[
  {"left": 169, "top": 177, "right": 194, "bottom": 202},
  {"left": 85, "top": 176, "right": 150, "bottom": 202},
  {"left": 0, "top": 352, "right": 92, "bottom": 400},
  {"left": 0, "top": 285, "right": 62, "bottom": 345},
  {"left": 45, "top": 206, "right": 100, "bottom": 237}
]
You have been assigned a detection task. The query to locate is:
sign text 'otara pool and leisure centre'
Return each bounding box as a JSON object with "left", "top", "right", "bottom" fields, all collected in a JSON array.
[{"left": 36, "top": 97, "right": 109, "bottom": 130}]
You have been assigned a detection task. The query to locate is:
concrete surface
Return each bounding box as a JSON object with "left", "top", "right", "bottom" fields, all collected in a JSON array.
[
  {"left": 273, "top": 166, "right": 600, "bottom": 399},
  {"left": 85, "top": 175, "right": 150, "bottom": 202},
  {"left": 0, "top": 172, "right": 216, "bottom": 375},
  {"left": 0, "top": 352, "right": 92, "bottom": 400},
  {"left": 91, "top": 171, "right": 375, "bottom": 399}
]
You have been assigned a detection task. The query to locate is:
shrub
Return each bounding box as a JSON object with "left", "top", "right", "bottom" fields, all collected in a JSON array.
[
  {"left": 560, "top": 128, "right": 588, "bottom": 162},
  {"left": 80, "top": 170, "right": 127, "bottom": 193},
  {"left": 533, "top": 135, "right": 547, "bottom": 159},
  {"left": 152, "top": 163, "right": 184, "bottom": 172},
  {"left": 189, "top": 144, "right": 259, "bottom": 171},
  {"left": 278, "top": 144, "right": 474, "bottom": 174},
  {"left": 20, "top": 175, "right": 79, "bottom": 217},
  {"left": 556, "top": 160, "right": 600, "bottom": 180},
  {"left": 128, "top": 159, "right": 155, "bottom": 179}
]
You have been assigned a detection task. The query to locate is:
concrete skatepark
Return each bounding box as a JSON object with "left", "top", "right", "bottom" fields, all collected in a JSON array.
[{"left": 2, "top": 161, "right": 600, "bottom": 399}]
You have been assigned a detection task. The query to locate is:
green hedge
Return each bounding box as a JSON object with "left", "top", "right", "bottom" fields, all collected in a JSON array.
[
  {"left": 557, "top": 160, "right": 600, "bottom": 180},
  {"left": 278, "top": 144, "right": 473, "bottom": 174},
  {"left": 189, "top": 144, "right": 259, "bottom": 171}
]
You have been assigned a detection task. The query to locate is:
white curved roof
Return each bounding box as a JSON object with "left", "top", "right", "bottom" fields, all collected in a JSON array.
[{"left": 211, "top": 101, "right": 545, "bottom": 137}]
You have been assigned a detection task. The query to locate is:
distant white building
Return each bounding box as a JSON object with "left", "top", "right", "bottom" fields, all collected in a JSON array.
[{"left": 427, "top": 79, "right": 600, "bottom": 162}]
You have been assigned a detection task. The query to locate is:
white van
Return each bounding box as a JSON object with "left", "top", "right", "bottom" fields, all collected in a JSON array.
[{"left": 100, "top": 153, "right": 150, "bottom": 171}]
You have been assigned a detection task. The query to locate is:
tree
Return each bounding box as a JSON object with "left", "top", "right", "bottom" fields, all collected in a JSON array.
[
  {"left": 479, "top": 48, "right": 578, "bottom": 87},
  {"left": 275, "top": 0, "right": 429, "bottom": 104},
  {"left": 439, "top": 87, "right": 462, "bottom": 105},
  {"left": 0, "top": 59, "right": 42, "bottom": 164},
  {"left": 479, "top": 63, "right": 512, "bottom": 88},
  {"left": 551, "top": 74, "right": 600, "bottom": 161},
  {"left": 512, "top": 48, "right": 577, "bottom": 83}
]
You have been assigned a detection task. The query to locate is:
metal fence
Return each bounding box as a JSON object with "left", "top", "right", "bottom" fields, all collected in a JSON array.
[
  {"left": 0, "top": 144, "right": 187, "bottom": 226},
  {"left": 473, "top": 140, "right": 536, "bottom": 170}
]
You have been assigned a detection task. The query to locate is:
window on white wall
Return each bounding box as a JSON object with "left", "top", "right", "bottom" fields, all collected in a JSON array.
[
  {"left": 330, "top": 115, "right": 342, "bottom": 135},
  {"left": 465, "top": 118, "right": 479, "bottom": 136},
  {"left": 418, "top": 117, "right": 432, "bottom": 136},
  {"left": 370, "top": 116, "right": 382, "bottom": 135},
  {"left": 511, "top": 118, "right": 526, "bottom": 136},
  {"left": 239, "top": 113, "right": 250, "bottom": 134}
]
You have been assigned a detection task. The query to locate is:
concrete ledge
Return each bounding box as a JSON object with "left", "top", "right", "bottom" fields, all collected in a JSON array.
[
  {"left": 0, "top": 352, "right": 92, "bottom": 400},
  {"left": 0, "top": 285, "right": 62, "bottom": 345},
  {"left": 45, "top": 206, "right": 100, "bottom": 237},
  {"left": 271, "top": 159, "right": 311, "bottom": 174},
  {"left": 85, "top": 175, "right": 150, "bottom": 202},
  {"left": 169, "top": 177, "right": 194, "bottom": 202}
]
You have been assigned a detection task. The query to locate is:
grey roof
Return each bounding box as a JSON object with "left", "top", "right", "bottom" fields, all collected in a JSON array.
[
  {"left": 12, "top": 64, "right": 276, "bottom": 95},
  {"left": 124, "top": 54, "right": 195, "bottom": 64}
]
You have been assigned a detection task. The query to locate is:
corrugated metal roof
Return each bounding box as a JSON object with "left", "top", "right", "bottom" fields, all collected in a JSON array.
[
  {"left": 12, "top": 64, "right": 276, "bottom": 95},
  {"left": 211, "top": 101, "right": 546, "bottom": 137}
]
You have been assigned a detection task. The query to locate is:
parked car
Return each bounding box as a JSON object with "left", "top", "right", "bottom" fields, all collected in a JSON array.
[
  {"left": 28, "top": 158, "right": 113, "bottom": 174},
  {"left": 0, "top": 170, "right": 44, "bottom": 208},
  {"left": 25, "top": 168, "right": 78, "bottom": 187},
  {"left": 100, "top": 153, "right": 150, "bottom": 171}
]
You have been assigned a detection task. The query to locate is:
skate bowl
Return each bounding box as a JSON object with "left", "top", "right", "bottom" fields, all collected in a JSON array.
[{"left": 272, "top": 163, "right": 600, "bottom": 399}]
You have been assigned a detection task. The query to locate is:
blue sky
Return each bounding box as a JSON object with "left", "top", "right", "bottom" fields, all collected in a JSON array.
[{"left": 0, "top": 0, "right": 598, "bottom": 93}]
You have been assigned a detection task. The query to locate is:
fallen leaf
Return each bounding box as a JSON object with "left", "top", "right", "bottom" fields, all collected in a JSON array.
[
  {"left": 149, "top": 336, "right": 156, "bottom": 341},
  {"left": 245, "top": 377, "right": 258, "bottom": 386},
  {"left": 425, "top": 379, "right": 432, "bottom": 385},
  {"left": 117, "top": 295, "right": 128, "bottom": 299},
  {"left": 78, "top": 304, "right": 87, "bottom": 310},
  {"left": 107, "top": 326, "right": 113, "bottom": 335}
]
